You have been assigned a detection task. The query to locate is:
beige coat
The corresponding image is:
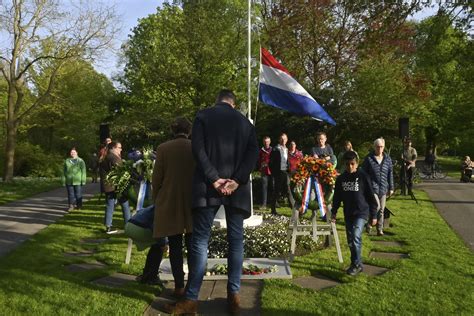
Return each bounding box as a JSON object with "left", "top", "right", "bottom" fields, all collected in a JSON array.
[{"left": 152, "top": 136, "right": 195, "bottom": 238}]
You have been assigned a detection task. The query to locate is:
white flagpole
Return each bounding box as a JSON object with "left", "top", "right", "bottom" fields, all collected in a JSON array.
[{"left": 248, "top": 0, "right": 255, "bottom": 216}]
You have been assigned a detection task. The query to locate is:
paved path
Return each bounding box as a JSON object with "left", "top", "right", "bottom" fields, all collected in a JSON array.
[
  {"left": 0, "top": 183, "right": 99, "bottom": 257},
  {"left": 417, "top": 178, "right": 474, "bottom": 251}
]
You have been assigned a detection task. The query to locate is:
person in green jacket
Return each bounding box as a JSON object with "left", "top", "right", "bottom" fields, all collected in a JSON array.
[{"left": 62, "top": 147, "right": 87, "bottom": 211}]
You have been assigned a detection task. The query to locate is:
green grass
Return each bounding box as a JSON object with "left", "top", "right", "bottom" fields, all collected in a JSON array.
[
  {"left": 0, "top": 191, "right": 472, "bottom": 315},
  {"left": 261, "top": 191, "right": 474, "bottom": 315},
  {"left": 0, "top": 198, "right": 154, "bottom": 315},
  {"left": 0, "top": 177, "right": 62, "bottom": 205}
]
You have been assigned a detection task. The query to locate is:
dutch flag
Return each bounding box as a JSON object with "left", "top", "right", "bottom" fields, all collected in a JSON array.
[{"left": 258, "top": 48, "right": 336, "bottom": 126}]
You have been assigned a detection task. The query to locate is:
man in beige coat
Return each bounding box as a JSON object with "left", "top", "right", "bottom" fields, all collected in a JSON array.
[{"left": 142, "top": 117, "right": 195, "bottom": 295}]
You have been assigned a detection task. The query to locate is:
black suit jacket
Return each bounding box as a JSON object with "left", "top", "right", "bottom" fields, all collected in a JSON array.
[
  {"left": 191, "top": 102, "right": 259, "bottom": 217},
  {"left": 269, "top": 145, "right": 288, "bottom": 175}
]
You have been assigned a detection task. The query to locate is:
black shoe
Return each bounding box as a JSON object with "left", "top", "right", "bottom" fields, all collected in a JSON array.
[
  {"left": 136, "top": 275, "right": 162, "bottom": 286},
  {"left": 105, "top": 226, "right": 118, "bottom": 234},
  {"left": 271, "top": 209, "right": 278, "bottom": 215},
  {"left": 346, "top": 265, "right": 363, "bottom": 276}
]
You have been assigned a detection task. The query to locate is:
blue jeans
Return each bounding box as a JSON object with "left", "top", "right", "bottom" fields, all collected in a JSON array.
[
  {"left": 185, "top": 206, "right": 245, "bottom": 300},
  {"left": 345, "top": 216, "right": 367, "bottom": 267},
  {"left": 104, "top": 192, "right": 131, "bottom": 227},
  {"left": 66, "top": 185, "right": 82, "bottom": 208}
]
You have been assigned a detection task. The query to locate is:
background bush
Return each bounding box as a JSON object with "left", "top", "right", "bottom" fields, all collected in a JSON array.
[{"left": 12, "top": 142, "right": 63, "bottom": 177}]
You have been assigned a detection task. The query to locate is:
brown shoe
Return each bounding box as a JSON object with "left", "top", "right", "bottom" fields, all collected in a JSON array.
[
  {"left": 227, "top": 293, "right": 241, "bottom": 315},
  {"left": 163, "top": 299, "right": 198, "bottom": 315},
  {"left": 172, "top": 287, "right": 185, "bottom": 299}
]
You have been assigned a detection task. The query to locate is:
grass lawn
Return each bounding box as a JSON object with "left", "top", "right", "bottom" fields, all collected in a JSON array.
[
  {"left": 0, "top": 191, "right": 472, "bottom": 315},
  {"left": 0, "top": 177, "right": 62, "bottom": 205},
  {"left": 261, "top": 191, "right": 474, "bottom": 315}
]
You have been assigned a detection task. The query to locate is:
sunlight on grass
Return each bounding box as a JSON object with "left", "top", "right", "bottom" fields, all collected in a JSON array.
[{"left": 0, "top": 178, "right": 62, "bottom": 205}]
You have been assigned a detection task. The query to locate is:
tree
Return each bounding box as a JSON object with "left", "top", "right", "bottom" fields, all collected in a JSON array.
[
  {"left": 118, "top": 1, "right": 250, "bottom": 147},
  {"left": 0, "top": 0, "right": 118, "bottom": 181}
]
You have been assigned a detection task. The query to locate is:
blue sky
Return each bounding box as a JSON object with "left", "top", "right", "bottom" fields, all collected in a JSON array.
[{"left": 95, "top": 1, "right": 436, "bottom": 80}]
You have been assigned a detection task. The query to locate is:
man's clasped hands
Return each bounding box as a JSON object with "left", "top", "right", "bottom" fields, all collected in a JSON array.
[{"left": 212, "top": 178, "right": 239, "bottom": 196}]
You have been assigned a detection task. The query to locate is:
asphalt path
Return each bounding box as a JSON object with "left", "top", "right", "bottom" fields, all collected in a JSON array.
[
  {"left": 417, "top": 178, "right": 474, "bottom": 251},
  {"left": 0, "top": 183, "right": 99, "bottom": 257}
]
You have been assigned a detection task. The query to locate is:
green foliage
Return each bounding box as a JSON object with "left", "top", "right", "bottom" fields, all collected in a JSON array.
[
  {"left": 13, "top": 142, "right": 63, "bottom": 177},
  {"left": 117, "top": 1, "right": 251, "bottom": 147}
]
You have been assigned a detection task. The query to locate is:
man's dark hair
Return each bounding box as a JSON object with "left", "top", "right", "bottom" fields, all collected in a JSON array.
[
  {"left": 342, "top": 150, "right": 358, "bottom": 162},
  {"left": 107, "top": 142, "right": 119, "bottom": 150},
  {"left": 216, "top": 89, "right": 236, "bottom": 104},
  {"left": 171, "top": 117, "right": 192, "bottom": 136}
]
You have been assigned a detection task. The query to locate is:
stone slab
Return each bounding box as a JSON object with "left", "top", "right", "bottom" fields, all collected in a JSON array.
[
  {"left": 363, "top": 264, "right": 390, "bottom": 276},
  {"left": 79, "top": 238, "right": 107, "bottom": 244},
  {"left": 369, "top": 251, "right": 409, "bottom": 260},
  {"left": 159, "top": 258, "right": 292, "bottom": 281},
  {"left": 66, "top": 262, "right": 106, "bottom": 272},
  {"left": 371, "top": 240, "right": 405, "bottom": 248},
  {"left": 146, "top": 279, "right": 262, "bottom": 316},
  {"left": 64, "top": 250, "right": 96, "bottom": 257},
  {"left": 92, "top": 273, "right": 136, "bottom": 287},
  {"left": 292, "top": 275, "right": 341, "bottom": 291}
]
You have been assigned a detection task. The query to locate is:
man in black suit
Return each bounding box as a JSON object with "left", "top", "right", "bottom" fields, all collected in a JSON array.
[
  {"left": 165, "top": 89, "right": 258, "bottom": 315},
  {"left": 269, "top": 133, "right": 295, "bottom": 215}
]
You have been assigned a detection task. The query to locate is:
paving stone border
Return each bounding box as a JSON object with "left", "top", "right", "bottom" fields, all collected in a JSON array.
[{"left": 363, "top": 264, "right": 390, "bottom": 276}]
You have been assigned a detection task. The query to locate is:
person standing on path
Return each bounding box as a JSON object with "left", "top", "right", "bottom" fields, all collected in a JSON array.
[
  {"left": 101, "top": 142, "right": 131, "bottom": 234},
  {"left": 361, "top": 138, "right": 394, "bottom": 236},
  {"left": 311, "top": 132, "right": 337, "bottom": 165},
  {"left": 401, "top": 137, "right": 417, "bottom": 195},
  {"left": 147, "top": 117, "right": 195, "bottom": 296},
  {"left": 165, "top": 89, "right": 258, "bottom": 315},
  {"left": 258, "top": 136, "right": 272, "bottom": 210},
  {"left": 62, "top": 147, "right": 87, "bottom": 211},
  {"left": 269, "top": 133, "right": 295, "bottom": 215}
]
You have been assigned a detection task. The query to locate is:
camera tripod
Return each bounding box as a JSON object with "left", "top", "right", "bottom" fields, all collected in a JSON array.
[{"left": 400, "top": 161, "right": 418, "bottom": 204}]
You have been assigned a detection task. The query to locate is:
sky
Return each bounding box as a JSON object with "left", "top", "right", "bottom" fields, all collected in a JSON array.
[{"left": 95, "top": 1, "right": 437, "bottom": 81}]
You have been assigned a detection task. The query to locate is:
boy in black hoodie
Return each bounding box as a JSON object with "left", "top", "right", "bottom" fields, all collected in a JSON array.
[{"left": 331, "top": 151, "right": 378, "bottom": 276}]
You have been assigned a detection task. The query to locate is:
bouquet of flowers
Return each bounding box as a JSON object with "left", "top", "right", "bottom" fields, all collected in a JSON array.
[
  {"left": 106, "top": 147, "right": 155, "bottom": 195},
  {"left": 292, "top": 155, "right": 337, "bottom": 186}
]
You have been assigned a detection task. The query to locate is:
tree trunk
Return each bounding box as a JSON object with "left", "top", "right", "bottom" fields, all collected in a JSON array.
[{"left": 3, "top": 120, "right": 17, "bottom": 182}]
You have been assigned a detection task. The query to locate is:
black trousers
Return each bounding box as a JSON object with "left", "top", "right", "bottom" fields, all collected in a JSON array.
[
  {"left": 168, "top": 233, "right": 192, "bottom": 289},
  {"left": 143, "top": 242, "right": 165, "bottom": 280},
  {"left": 271, "top": 170, "right": 295, "bottom": 212},
  {"left": 400, "top": 166, "right": 414, "bottom": 194}
]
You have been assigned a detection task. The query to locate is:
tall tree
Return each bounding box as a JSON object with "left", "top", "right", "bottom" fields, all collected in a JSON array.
[
  {"left": 0, "top": 0, "right": 118, "bottom": 181},
  {"left": 119, "top": 1, "right": 249, "bottom": 147}
]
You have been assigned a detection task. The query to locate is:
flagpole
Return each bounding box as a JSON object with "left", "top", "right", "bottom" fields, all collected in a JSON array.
[
  {"left": 247, "top": 0, "right": 251, "bottom": 121},
  {"left": 247, "top": 0, "right": 254, "bottom": 215}
]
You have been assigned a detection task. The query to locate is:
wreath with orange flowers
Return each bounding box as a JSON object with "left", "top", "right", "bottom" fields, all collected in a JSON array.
[{"left": 291, "top": 156, "right": 338, "bottom": 187}]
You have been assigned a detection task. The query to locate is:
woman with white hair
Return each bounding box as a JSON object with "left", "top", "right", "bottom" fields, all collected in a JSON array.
[{"left": 361, "top": 138, "right": 394, "bottom": 235}]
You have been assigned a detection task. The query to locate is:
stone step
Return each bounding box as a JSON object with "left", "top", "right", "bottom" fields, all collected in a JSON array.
[
  {"left": 363, "top": 264, "right": 390, "bottom": 276},
  {"left": 292, "top": 274, "right": 341, "bottom": 291},
  {"left": 66, "top": 262, "right": 107, "bottom": 272},
  {"left": 369, "top": 251, "right": 409, "bottom": 260},
  {"left": 371, "top": 240, "right": 405, "bottom": 248},
  {"left": 92, "top": 273, "right": 136, "bottom": 287},
  {"left": 79, "top": 238, "right": 108, "bottom": 244},
  {"left": 64, "top": 250, "right": 96, "bottom": 257}
]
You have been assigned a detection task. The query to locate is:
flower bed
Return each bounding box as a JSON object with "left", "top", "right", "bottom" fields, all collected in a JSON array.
[{"left": 208, "top": 214, "right": 321, "bottom": 258}]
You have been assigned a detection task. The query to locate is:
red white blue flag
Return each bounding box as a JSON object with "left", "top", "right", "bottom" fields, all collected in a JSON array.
[{"left": 258, "top": 48, "right": 336, "bottom": 125}]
